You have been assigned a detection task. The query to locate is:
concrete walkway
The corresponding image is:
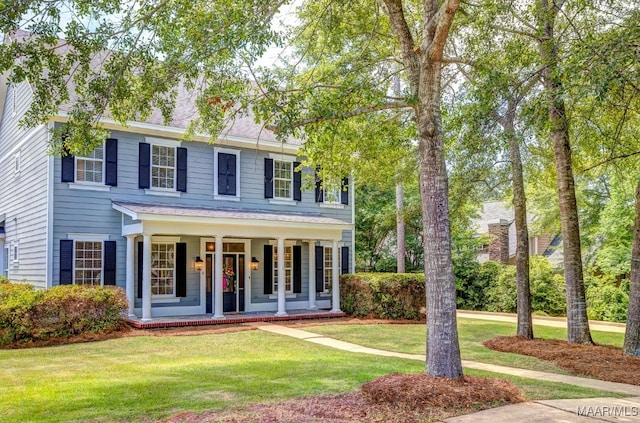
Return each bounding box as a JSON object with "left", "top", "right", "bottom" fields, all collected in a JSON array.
[
  {"left": 252, "top": 322, "right": 640, "bottom": 422},
  {"left": 457, "top": 310, "right": 627, "bottom": 334}
]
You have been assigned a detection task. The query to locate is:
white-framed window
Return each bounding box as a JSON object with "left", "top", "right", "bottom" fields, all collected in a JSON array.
[
  {"left": 273, "top": 245, "right": 293, "bottom": 294},
  {"left": 11, "top": 241, "right": 19, "bottom": 264},
  {"left": 14, "top": 151, "right": 21, "bottom": 175},
  {"left": 151, "top": 242, "right": 175, "bottom": 296},
  {"left": 273, "top": 160, "right": 293, "bottom": 200},
  {"left": 74, "top": 241, "right": 103, "bottom": 285},
  {"left": 214, "top": 148, "right": 240, "bottom": 199},
  {"left": 323, "top": 246, "right": 333, "bottom": 293},
  {"left": 151, "top": 145, "right": 176, "bottom": 190},
  {"left": 2, "top": 245, "right": 8, "bottom": 277},
  {"left": 76, "top": 144, "right": 104, "bottom": 184},
  {"left": 323, "top": 180, "right": 341, "bottom": 204}
]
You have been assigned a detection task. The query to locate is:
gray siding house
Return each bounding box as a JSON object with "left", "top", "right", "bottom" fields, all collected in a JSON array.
[{"left": 0, "top": 75, "right": 354, "bottom": 321}]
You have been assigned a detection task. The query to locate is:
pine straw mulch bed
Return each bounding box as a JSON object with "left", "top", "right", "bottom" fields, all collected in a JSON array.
[
  {"left": 484, "top": 336, "right": 640, "bottom": 386},
  {"left": 160, "top": 374, "right": 525, "bottom": 423}
]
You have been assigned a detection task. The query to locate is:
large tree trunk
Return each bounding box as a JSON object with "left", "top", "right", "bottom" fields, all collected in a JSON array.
[
  {"left": 418, "top": 61, "right": 463, "bottom": 378},
  {"left": 383, "top": 0, "right": 462, "bottom": 378},
  {"left": 504, "top": 100, "right": 533, "bottom": 339},
  {"left": 537, "top": 0, "right": 593, "bottom": 344},
  {"left": 624, "top": 179, "right": 640, "bottom": 357},
  {"left": 396, "top": 180, "right": 406, "bottom": 273}
]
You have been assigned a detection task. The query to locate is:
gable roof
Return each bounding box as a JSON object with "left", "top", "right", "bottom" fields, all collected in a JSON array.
[{"left": 3, "top": 30, "right": 295, "bottom": 146}]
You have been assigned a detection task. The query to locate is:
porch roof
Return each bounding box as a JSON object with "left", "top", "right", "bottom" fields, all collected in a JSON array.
[{"left": 112, "top": 201, "right": 352, "bottom": 239}]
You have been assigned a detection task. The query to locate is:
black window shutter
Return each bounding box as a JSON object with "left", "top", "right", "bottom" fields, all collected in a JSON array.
[
  {"left": 176, "top": 147, "right": 187, "bottom": 192},
  {"left": 293, "top": 162, "right": 302, "bottom": 201},
  {"left": 105, "top": 138, "right": 118, "bottom": 186},
  {"left": 61, "top": 154, "right": 75, "bottom": 183},
  {"left": 138, "top": 143, "right": 150, "bottom": 189},
  {"left": 176, "top": 242, "right": 187, "bottom": 297},
  {"left": 60, "top": 240, "right": 74, "bottom": 285},
  {"left": 137, "top": 241, "right": 143, "bottom": 298},
  {"left": 315, "top": 170, "right": 323, "bottom": 203},
  {"left": 293, "top": 245, "right": 302, "bottom": 293},
  {"left": 264, "top": 158, "right": 274, "bottom": 198},
  {"left": 341, "top": 177, "right": 349, "bottom": 205},
  {"left": 218, "top": 153, "right": 237, "bottom": 196},
  {"left": 315, "top": 246, "right": 324, "bottom": 293},
  {"left": 104, "top": 241, "right": 117, "bottom": 285},
  {"left": 341, "top": 246, "right": 350, "bottom": 274},
  {"left": 263, "top": 244, "right": 273, "bottom": 294}
]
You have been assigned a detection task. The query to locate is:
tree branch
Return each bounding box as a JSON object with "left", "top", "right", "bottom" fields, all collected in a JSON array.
[
  {"left": 581, "top": 150, "right": 640, "bottom": 173},
  {"left": 425, "top": 0, "right": 462, "bottom": 61},
  {"left": 264, "top": 100, "right": 414, "bottom": 131}
]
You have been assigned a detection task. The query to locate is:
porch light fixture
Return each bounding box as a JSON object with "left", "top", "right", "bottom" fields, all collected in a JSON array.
[
  {"left": 250, "top": 257, "right": 259, "bottom": 271},
  {"left": 194, "top": 256, "right": 204, "bottom": 272}
]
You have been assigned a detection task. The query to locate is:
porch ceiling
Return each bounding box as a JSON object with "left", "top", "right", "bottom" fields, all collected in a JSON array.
[{"left": 112, "top": 201, "right": 352, "bottom": 240}]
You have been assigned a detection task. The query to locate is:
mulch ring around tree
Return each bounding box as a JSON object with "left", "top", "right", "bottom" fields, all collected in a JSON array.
[
  {"left": 484, "top": 336, "right": 640, "bottom": 386},
  {"left": 161, "top": 374, "right": 525, "bottom": 423}
]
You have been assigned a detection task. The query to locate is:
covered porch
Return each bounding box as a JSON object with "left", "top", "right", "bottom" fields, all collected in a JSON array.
[
  {"left": 113, "top": 202, "right": 353, "bottom": 322},
  {"left": 124, "top": 308, "right": 347, "bottom": 329}
]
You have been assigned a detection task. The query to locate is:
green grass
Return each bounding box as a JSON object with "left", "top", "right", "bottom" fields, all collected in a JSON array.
[
  {"left": 0, "top": 331, "right": 424, "bottom": 423},
  {"left": 304, "top": 318, "right": 626, "bottom": 374},
  {"left": 0, "top": 321, "right": 627, "bottom": 422}
]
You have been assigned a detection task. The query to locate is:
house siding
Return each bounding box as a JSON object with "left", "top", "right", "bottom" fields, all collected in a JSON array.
[{"left": 0, "top": 82, "right": 49, "bottom": 288}]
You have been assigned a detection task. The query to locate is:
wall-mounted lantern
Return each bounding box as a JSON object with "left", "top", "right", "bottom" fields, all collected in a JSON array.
[
  {"left": 194, "top": 256, "right": 204, "bottom": 272},
  {"left": 250, "top": 257, "right": 260, "bottom": 271}
]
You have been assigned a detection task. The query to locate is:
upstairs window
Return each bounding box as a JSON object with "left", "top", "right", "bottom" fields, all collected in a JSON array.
[
  {"left": 61, "top": 139, "right": 117, "bottom": 187},
  {"left": 152, "top": 145, "right": 175, "bottom": 189},
  {"left": 215, "top": 149, "right": 240, "bottom": 198},
  {"left": 264, "top": 158, "right": 301, "bottom": 201},
  {"left": 76, "top": 145, "right": 104, "bottom": 184},
  {"left": 139, "top": 141, "right": 187, "bottom": 193}
]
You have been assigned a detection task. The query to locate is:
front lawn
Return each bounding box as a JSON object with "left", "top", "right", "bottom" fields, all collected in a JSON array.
[
  {"left": 303, "top": 318, "right": 625, "bottom": 374},
  {"left": 0, "top": 323, "right": 625, "bottom": 422}
]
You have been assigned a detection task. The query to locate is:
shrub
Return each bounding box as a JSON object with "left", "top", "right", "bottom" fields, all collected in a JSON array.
[
  {"left": 455, "top": 261, "right": 501, "bottom": 310},
  {"left": 585, "top": 274, "right": 629, "bottom": 323},
  {"left": 0, "top": 283, "right": 127, "bottom": 345},
  {"left": 485, "top": 256, "right": 566, "bottom": 316},
  {"left": 340, "top": 273, "right": 425, "bottom": 320}
]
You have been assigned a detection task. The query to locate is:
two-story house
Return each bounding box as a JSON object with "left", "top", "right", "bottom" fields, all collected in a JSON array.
[{"left": 0, "top": 64, "right": 354, "bottom": 321}]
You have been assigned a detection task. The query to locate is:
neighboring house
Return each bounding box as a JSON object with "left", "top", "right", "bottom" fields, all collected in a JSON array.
[
  {"left": 472, "top": 201, "right": 562, "bottom": 266},
  {"left": 0, "top": 52, "right": 354, "bottom": 321}
]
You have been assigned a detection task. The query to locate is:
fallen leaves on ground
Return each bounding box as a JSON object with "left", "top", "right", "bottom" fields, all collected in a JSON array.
[{"left": 484, "top": 336, "right": 640, "bottom": 386}]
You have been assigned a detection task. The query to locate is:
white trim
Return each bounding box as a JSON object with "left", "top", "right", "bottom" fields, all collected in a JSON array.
[
  {"left": 268, "top": 240, "right": 297, "bottom": 247},
  {"left": 74, "top": 142, "right": 106, "bottom": 185},
  {"left": 13, "top": 151, "right": 20, "bottom": 175},
  {"left": 11, "top": 241, "right": 19, "bottom": 264},
  {"left": 214, "top": 195, "right": 241, "bottom": 202},
  {"left": 272, "top": 159, "right": 294, "bottom": 201},
  {"left": 144, "top": 189, "right": 181, "bottom": 197},
  {"left": 319, "top": 203, "right": 345, "bottom": 209},
  {"left": 268, "top": 293, "right": 297, "bottom": 300},
  {"left": 151, "top": 236, "right": 181, "bottom": 242},
  {"left": 144, "top": 136, "right": 181, "bottom": 147},
  {"left": 67, "top": 233, "right": 110, "bottom": 241},
  {"left": 151, "top": 297, "right": 180, "bottom": 304},
  {"left": 268, "top": 152, "right": 296, "bottom": 161},
  {"left": 268, "top": 199, "right": 297, "bottom": 205},
  {"left": 134, "top": 305, "right": 203, "bottom": 317},
  {"left": 213, "top": 147, "right": 241, "bottom": 198},
  {"left": 46, "top": 127, "right": 55, "bottom": 288},
  {"left": 68, "top": 183, "right": 111, "bottom": 192},
  {"left": 246, "top": 299, "right": 331, "bottom": 313},
  {"left": 72, "top": 239, "right": 105, "bottom": 286}
]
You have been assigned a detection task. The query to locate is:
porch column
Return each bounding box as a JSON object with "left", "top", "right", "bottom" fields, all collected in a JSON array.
[
  {"left": 330, "top": 239, "right": 341, "bottom": 313},
  {"left": 275, "top": 237, "right": 287, "bottom": 316},
  {"left": 141, "top": 234, "right": 152, "bottom": 321},
  {"left": 307, "top": 241, "right": 317, "bottom": 310},
  {"left": 213, "top": 235, "right": 225, "bottom": 319},
  {"left": 125, "top": 234, "right": 136, "bottom": 317}
]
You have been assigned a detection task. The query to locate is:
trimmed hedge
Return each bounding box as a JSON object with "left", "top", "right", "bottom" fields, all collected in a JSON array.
[
  {"left": 340, "top": 273, "right": 425, "bottom": 320},
  {"left": 0, "top": 283, "right": 128, "bottom": 345}
]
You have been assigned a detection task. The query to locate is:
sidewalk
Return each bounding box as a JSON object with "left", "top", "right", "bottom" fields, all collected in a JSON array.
[
  {"left": 457, "top": 310, "right": 627, "bottom": 334},
  {"left": 252, "top": 323, "right": 640, "bottom": 422}
]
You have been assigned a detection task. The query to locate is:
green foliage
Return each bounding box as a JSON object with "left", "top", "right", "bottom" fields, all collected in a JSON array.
[
  {"left": 455, "top": 260, "right": 501, "bottom": 311},
  {"left": 585, "top": 274, "right": 629, "bottom": 323},
  {"left": 340, "top": 273, "right": 425, "bottom": 320},
  {"left": 0, "top": 283, "right": 127, "bottom": 344},
  {"left": 483, "top": 257, "right": 566, "bottom": 316}
]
